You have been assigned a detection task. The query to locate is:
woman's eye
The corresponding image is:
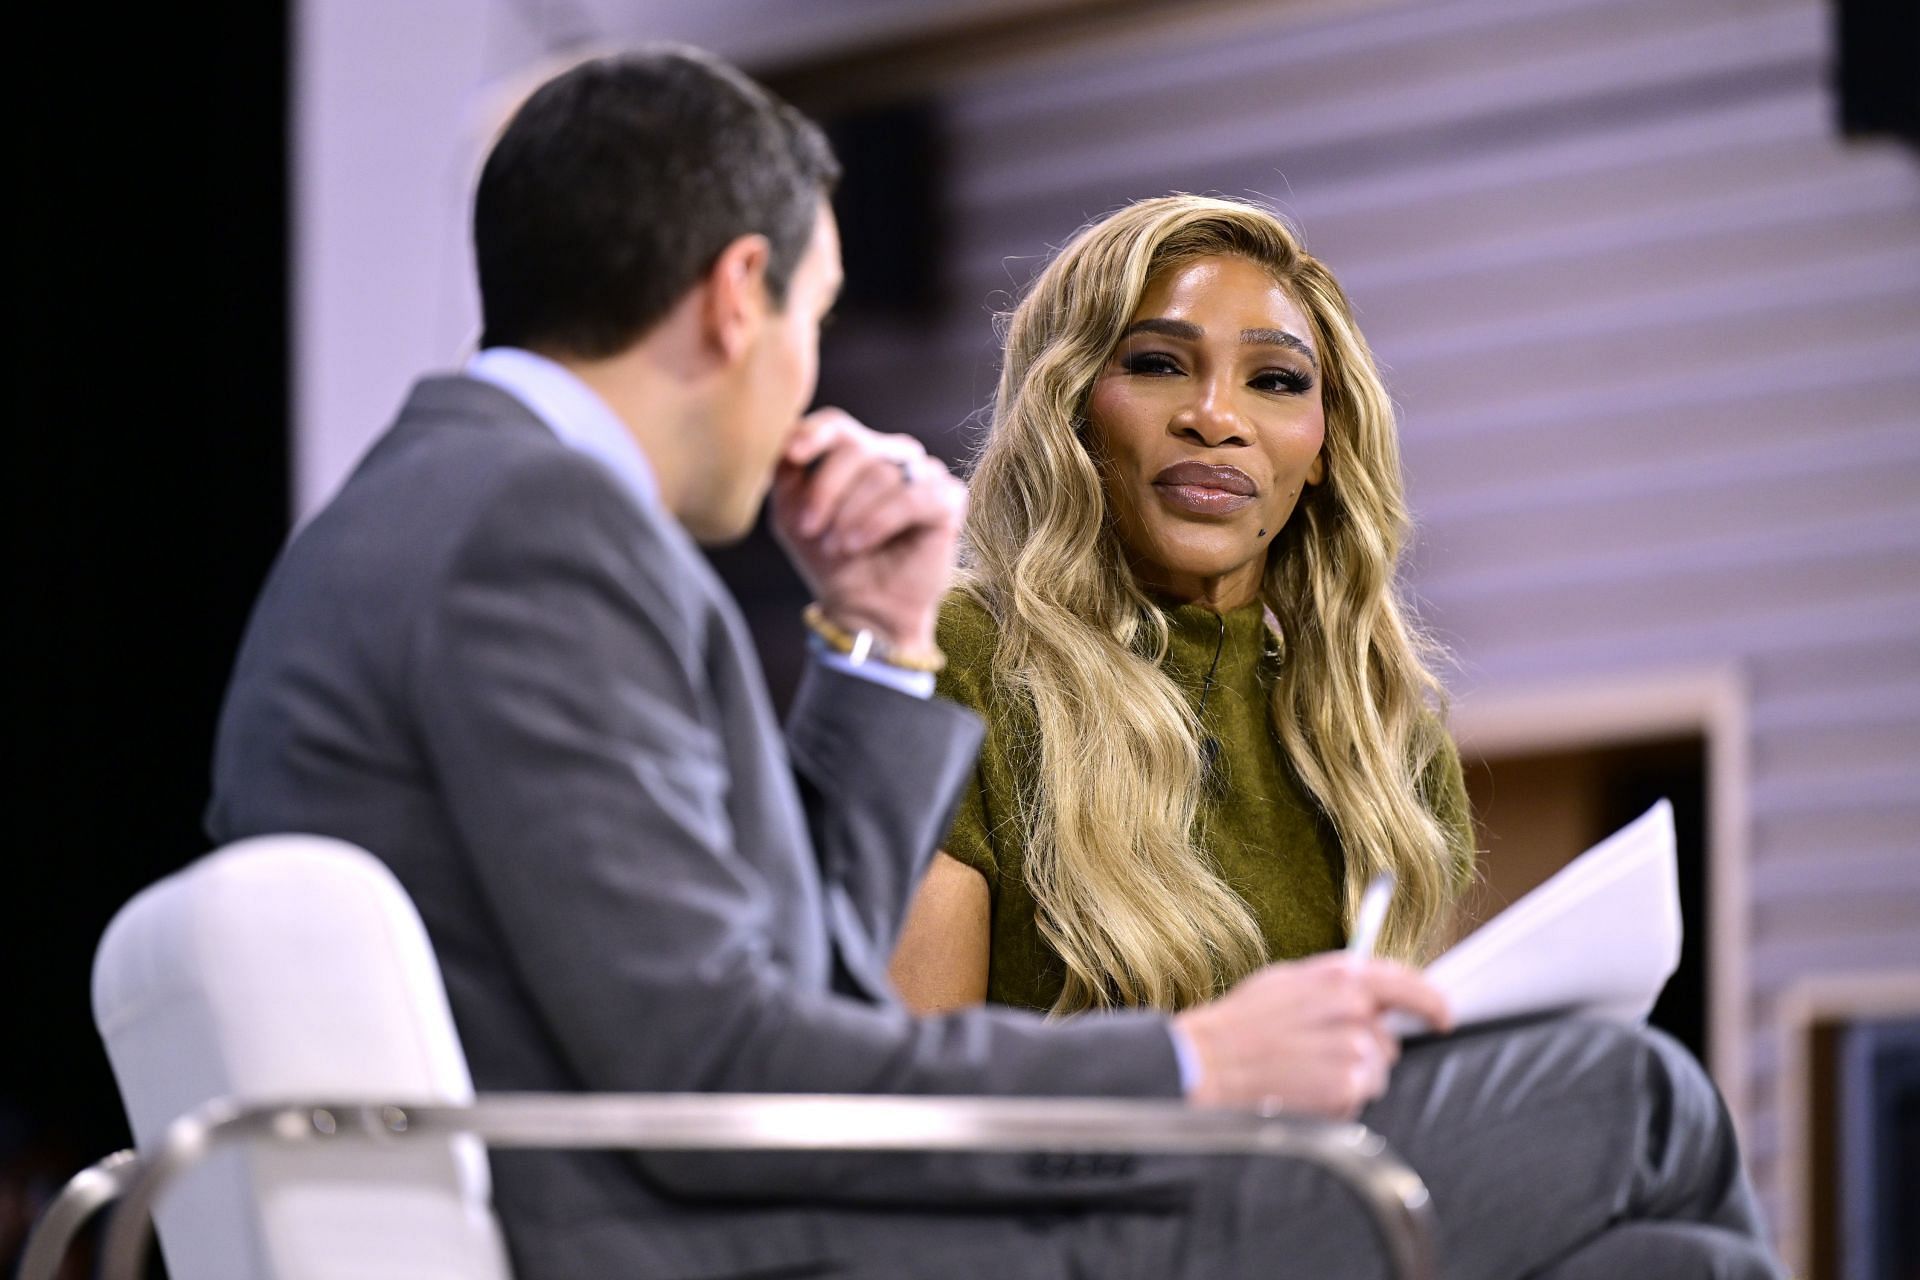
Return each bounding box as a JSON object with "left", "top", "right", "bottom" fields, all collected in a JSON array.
[
  {"left": 1121, "top": 352, "right": 1182, "bottom": 376},
  {"left": 1253, "top": 368, "right": 1314, "bottom": 394}
]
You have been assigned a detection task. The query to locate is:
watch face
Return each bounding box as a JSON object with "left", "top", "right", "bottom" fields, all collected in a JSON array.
[{"left": 848, "top": 628, "right": 875, "bottom": 666}]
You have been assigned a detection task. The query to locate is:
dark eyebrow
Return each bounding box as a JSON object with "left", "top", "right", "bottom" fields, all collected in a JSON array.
[
  {"left": 1121, "top": 318, "right": 1203, "bottom": 341},
  {"left": 1119, "top": 318, "right": 1319, "bottom": 370},
  {"left": 1240, "top": 327, "right": 1319, "bottom": 370}
]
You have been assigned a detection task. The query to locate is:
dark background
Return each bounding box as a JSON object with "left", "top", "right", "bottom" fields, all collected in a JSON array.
[{"left": 9, "top": 3, "right": 290, "bottom": 1259}]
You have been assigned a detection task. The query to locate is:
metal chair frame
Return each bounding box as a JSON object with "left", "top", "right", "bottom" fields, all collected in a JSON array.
[{"left": 19, "top": 1092, "right": 1437, "bottom": 1280}]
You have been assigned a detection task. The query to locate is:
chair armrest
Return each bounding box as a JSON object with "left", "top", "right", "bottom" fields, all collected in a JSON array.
[{"left": 73, "top": 1094, "right": 1435, "bottom": 1280}]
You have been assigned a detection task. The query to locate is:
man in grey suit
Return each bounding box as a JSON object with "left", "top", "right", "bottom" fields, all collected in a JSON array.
[{"left": 209, "top": 46, "right": 1780, "bottom": 1280}]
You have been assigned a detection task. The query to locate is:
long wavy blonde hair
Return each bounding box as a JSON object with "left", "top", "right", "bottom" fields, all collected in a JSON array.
[{"left": 960, "top": 194, "right": 1457, "bottom": 1014}]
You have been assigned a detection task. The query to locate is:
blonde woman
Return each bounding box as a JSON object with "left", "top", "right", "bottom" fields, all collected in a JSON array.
[
  {"left": 896, "top": 196, "right": 1465, "bottom": 1017},
  {"left": 891, "top": 195, "right": 1781, "bottom": 1278}
]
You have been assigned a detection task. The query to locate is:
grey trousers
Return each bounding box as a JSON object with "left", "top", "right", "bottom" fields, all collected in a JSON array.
[{"left": 819, "top": 1019, "right": 1782, "bottom": 1280}]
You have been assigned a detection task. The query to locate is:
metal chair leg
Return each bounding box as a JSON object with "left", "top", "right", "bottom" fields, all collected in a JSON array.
[{"left": 14, "top": 1149, "right": 138, "bottom": 1280}]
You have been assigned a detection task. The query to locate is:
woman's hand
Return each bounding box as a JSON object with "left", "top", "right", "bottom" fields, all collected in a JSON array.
[
  {"left": 771, "top": 408, "right": 966, "bottom": 653},
  {"left": 1172, "top": 953, "right": 1452, "bottom": 1116}
]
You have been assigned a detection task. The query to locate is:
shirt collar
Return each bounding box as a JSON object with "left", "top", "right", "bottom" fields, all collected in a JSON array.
[{"left": 465, "top": 346, "right": 658, "bottom": 511}]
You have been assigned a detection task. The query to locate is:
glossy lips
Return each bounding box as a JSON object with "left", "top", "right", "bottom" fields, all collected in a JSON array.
[{"left": 1151, "top": 461, "right": 1258, "bottom": 515}]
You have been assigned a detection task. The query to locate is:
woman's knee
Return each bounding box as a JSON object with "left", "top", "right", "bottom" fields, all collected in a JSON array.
[
  {"left": 1562, "top": 1020, "right": 1715, "bottom": 1107},
  {"left": 1571, "top": 1022, "right": 1732, "bottom": 1147},
  {"left": 1623, "top": 1024, "right": 1731, "bottom": 1134}
]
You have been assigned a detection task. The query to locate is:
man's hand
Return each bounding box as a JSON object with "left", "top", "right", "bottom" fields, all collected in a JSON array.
[
  {"left": 771, "top": 408, "right": 966, "bottom": 652},
  {"left": 1172, "top": 954, "right": 1453, "bottom": 1116}
]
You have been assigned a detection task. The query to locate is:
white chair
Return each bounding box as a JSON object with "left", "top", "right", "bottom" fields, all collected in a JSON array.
[
  {"left": 88, "top": 835, "right": 510, "bottom": 1279},
  {"left": 20, "top": 836, "right": 1439, "bottom": 1280}
]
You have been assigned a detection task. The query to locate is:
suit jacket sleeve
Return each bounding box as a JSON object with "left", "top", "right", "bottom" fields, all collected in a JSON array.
[
  {"left": 786, "top": 658, "right": 977, "bottom": 984},
  {"left": 409, "top": 455, "right": 1185, "bottom": 1203}
]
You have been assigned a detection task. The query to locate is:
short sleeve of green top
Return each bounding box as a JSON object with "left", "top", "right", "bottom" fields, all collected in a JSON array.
[{"left": 933, "top": 591, "right": 1475, "bottom": 1014}]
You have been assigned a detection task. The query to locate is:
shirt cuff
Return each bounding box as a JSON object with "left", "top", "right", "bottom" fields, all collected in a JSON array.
[
  {"left": 1168, "top": 1023, "right": 1204, "bottom": 1097},
  {"left": 810, "top": 641, "right": 935, "bottom": 700}
]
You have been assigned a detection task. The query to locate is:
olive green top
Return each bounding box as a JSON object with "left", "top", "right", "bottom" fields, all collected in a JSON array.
[{"left": 933, "top": 592, "right": 1474, "bottom": 1013}]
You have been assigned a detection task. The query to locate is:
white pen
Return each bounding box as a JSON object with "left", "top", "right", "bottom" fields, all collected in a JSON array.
[{"left": 1347, "top": 871, "right": 1397, "bottom": 957}]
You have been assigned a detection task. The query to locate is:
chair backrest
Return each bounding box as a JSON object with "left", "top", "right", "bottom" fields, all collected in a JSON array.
[{"left": 92, "top": 835, "right": 511, "bottom": 1279}]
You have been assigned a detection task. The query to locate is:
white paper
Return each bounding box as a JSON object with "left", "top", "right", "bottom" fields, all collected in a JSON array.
[{"left": 1387, "top": 800, "right": 1682, "bottom": 1037}]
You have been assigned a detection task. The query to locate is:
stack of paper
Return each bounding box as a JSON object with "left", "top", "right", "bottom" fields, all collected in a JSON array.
[{"left": 1388, "top": 800, "right": 1682, "bottom": 1036}]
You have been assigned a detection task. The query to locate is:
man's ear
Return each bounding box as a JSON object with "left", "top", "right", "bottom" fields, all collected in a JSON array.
[{"left": 704, "top": 233, "right": 772, "bottom": 364}]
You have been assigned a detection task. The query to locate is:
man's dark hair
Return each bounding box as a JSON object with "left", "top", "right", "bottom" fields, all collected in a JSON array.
[{"left": 475, "top": 47, "right": 840, "bottom": 358}]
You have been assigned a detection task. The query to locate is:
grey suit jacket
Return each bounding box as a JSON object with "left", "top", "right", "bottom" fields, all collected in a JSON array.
[{"left": 208, "top": 376, "right": 1185, "bottom": 1279}]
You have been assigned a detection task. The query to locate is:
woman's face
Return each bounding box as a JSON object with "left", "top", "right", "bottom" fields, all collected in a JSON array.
[{"left": 1085, "top": 254, "right": 1326, "bottom": 608}]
